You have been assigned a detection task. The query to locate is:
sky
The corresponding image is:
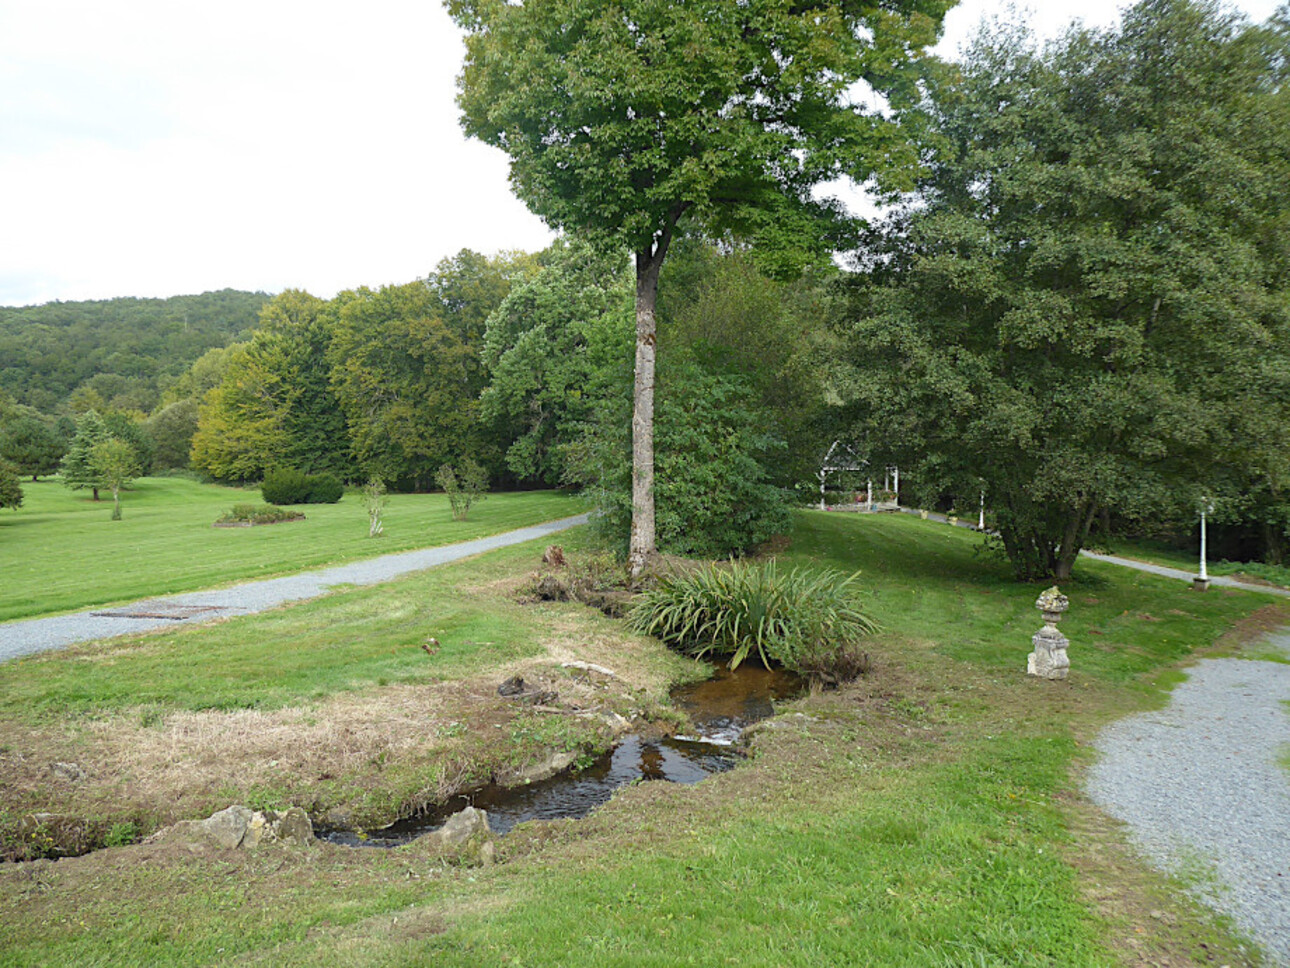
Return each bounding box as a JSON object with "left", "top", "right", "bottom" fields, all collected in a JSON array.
[{"left": 0, "top": 0, "right": 1283, "bottom": 308}]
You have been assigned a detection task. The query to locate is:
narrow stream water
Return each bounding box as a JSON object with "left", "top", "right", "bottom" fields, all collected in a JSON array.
[{"left": 320, "top": 664, "right": 801, "bottom": 847}]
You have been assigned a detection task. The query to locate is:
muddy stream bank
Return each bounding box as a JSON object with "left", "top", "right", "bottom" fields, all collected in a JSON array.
[{"left": 320, "top": 665, "right": 801, "bottom": 847}]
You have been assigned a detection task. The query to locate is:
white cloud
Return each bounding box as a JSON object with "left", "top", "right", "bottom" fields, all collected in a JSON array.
[
  {"left": 0, "top": 0, "right": 552, "bottom": 305},
  {"left": 0, "top": 0, "right": 1282, "bottom": 306}
]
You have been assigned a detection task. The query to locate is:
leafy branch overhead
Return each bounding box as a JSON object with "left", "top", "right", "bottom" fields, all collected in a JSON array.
[{"left": 450, "top": 0, "right": 951, "bottom": 268}]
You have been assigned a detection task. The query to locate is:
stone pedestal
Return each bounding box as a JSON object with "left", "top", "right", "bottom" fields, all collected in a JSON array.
[
  {"left": 1192, "top": 577, "right": 1210, "bottom": 592},
  {"left": 1027, "top": 586, "right": 1070, "bottom": 680}
]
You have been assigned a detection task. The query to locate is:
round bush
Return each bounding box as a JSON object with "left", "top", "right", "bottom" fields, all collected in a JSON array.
[
  {"left": 261, "top": 468, "right": 310, "bottom": 505},
  {"left": 306, "top": 473, "right": 343, "bottom": 504},
  {"left": 261, "top": 468, "right": 343, "bottom": 504}
]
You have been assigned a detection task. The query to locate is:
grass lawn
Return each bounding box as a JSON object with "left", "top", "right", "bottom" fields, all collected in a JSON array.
[
  {"left": 0, "top": 477, "right": 581, "bottom": 622},
  {"left": 0, "top": 510, "right": 1284, "bottom": 966}
]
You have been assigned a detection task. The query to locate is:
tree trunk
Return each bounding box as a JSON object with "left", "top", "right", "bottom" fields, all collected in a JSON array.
[
  {"left": 111, "top": 485, "right": 122, "bottom": 521},
  {"left": 1054, "top": 502, "right": 1098, "bottom": 581},
  {"left": 1262, "top": 520, "right": 1284, "bottom": 566},
  {"left": 629, "top": 250, "right": 663, "bottom": 578},
  {"left": 92, "top": 486, "right": 100, "bottom": 501},
  {"left": 627, "top": 210, "right": 683, "bottom": 580}
]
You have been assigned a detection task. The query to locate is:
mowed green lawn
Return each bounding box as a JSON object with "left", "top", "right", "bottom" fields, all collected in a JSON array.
[
  {"left": 0, "top": 510, "right": 1281, "bottom": 966},
  {"left": 0, "top": 477, "right": 581, "bottom": 622}
]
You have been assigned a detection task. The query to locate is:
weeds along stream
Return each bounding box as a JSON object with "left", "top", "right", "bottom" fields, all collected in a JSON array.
[{"left": 319, "top": 664, "right": 801, "bottom": 847}]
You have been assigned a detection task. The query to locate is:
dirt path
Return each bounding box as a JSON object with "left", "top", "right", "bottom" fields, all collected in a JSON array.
[{"left": 0, "top": 513, "right": 588, "bottom": 663}]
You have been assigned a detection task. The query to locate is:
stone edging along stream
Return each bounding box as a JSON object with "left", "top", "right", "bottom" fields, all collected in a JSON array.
[{"left": 8, "top": 663, "right": 802, "bottom": 862}]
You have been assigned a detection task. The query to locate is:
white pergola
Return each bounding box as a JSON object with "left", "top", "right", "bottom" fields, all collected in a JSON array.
[
  {"left": 817, "top": 441, "right": 901, "bottom": 510},
  {"left": 818, "top": 441, "right": 865, "bottom": 510}
]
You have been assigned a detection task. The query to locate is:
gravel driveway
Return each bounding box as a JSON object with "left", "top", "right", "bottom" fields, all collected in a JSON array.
[
  {"left": 0, "top": 513, "right": 588, "bottom": 664},
  {"left": 1087, "top": 631, "right": 1290, "bottom": 965}
]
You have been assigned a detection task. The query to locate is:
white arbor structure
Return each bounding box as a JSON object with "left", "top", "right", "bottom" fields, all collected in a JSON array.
[{"left": 817, "top": 441, "right": 868, "bottom": 510}]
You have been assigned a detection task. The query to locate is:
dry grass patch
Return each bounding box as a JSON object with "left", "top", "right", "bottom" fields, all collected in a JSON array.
[{"left": 0, "top": 599, "right": 696, "bottom": 856}]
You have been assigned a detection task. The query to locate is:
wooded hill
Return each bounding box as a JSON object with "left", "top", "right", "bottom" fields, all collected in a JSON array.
[{"left": 0, "top": 290, "right": 267, "bottom": 413}]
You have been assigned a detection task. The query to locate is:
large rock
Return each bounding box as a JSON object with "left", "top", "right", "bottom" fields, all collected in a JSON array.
[
  {"left": 498, "top": 675, "right": 527, "bottom": 697},
  {"left": 201, "top": 805, "right": 256, "bottom": 848},
  {"left": 155, "top": 805, "right": 315, "bottom": 850},
  {"left": 496, "top": 750, "right": 578, "bottom": 786},
  {"left": 435, "top": 806, "right": 490, "bottom": 848}
]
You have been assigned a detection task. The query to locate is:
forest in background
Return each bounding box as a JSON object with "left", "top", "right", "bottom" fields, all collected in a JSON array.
[{"left": 0, "top": 289, "right": 266, "bottom": 414}]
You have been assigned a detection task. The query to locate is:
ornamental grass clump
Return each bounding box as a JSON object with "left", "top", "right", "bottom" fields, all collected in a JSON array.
[{"left": 629, "top": 560, "right": 880, "bottom": 682}]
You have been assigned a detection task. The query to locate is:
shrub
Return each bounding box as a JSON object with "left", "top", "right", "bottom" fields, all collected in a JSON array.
[
  {"left": 261, "top": 468, "right": 310, "bottom": 504},
  {"left": 306, "top": 473, "right": 343, "bottom": 504},
  {"left": 629, "top": 560, "right": 880, "bottom": 683},
  {"left": 364, "top": 477, "right": 387, "bottom": 537},
  {"left": 436, "top": 458, "right": 489, "bottom": 520},
  {"left": 216, "top": 503, "right": 305, "bottom": 525},
  {"left": 103, "top": 821, "right": 139, "bottom": 848},
  {"left": 566, "top": 359, "right": 794, "bottom": 558},
  {"left": 261, "top": 468, "right": 342, "bottom": 505}
]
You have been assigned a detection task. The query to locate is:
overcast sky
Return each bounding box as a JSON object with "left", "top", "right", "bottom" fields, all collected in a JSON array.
[{"left": 0, "top": 0, "right": 1282, "bottom": 307}]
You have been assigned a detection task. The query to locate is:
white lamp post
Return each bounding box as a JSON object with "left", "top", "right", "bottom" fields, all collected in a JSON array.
[{"left": 1194, "top": 500, "right": 1214, "bottom": 591}]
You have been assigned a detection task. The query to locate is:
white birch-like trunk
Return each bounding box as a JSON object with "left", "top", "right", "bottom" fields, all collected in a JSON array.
[{"left": 629, "top": 250, "right": 663, "bottom": 578}]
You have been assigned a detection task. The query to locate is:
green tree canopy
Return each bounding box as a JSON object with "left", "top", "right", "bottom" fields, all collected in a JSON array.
[
  {"left": 840, "top": 0, "right": 1290, "bottom": 580},
  {"left": 0, "top": 289, "right": 263, "bottom": 413},
  {"left": 60, "top": 409, "right": 111, "bottom": 500},
  {"left": 0, "top": 460, "right": 22, "bottom": 511},
  {"left": 480, "top": 242, "right": 634, "bottom": 485},
  {"left": 451, "top": 0, "right": 953, "bottom": 572},
  {"left": 0, "top": 416, "right": 65, "bottom": 481},
  {"left": 190, "top": 290, "right": 351, "bottom": 482},
  {"left": 91, "top": 437, "right": 141, "bottom": 521},
  {"left": 145, "top": 399, "right": 199, "bottom": 472},
  {"left": 328, "top": 282, "right": 482, "bottom": 487}
]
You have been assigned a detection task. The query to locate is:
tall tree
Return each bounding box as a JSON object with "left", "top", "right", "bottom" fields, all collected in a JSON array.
[
  {"left": 0, "top": 460, "right": 22, "bottom": 511},
  {"left": 0, "top": 416, "right": 65, "bottom": 481},
  {"left": 144, "top": 399, "right": 199, "bottom": 472},
  {"left": 328, "top": 282, "right": 481, "bottom": 486},
  {"left": 479, "top": 241, "right": 633, "bottom": 485},
  {"left": 841, "top": 0, "right": 1290, "bottom": 580},
  {"left": 660, "top": 241, "right": 841, "bottom": 491},
  {"left": 190, "top": 291, "right": 350, "bottom": 482},
  {"left": 451, "top": 0, "right": 953, "bottom": 573},
  {"left": 60, "top": 409, "right": 110, "bottom": 500}
]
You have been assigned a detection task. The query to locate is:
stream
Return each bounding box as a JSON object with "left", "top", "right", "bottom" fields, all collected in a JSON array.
[{"left": 320, "top": 664, "right": 800, "bottom": 847}]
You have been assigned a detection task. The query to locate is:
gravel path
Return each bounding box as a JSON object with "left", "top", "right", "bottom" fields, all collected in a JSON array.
[
  {"left": 893, "top": 506, "right": 1290, "bottom": 597},
  {"left": 1087, "top": 631, "right": 1290, "bottom": 965},
  {"left": 0, "top": 513, "right": 588, "bottom": 664}
]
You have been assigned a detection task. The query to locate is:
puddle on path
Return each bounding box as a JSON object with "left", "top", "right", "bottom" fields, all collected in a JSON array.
[{"left": 320, "top": 664, "right": 801, "bottom": 847}]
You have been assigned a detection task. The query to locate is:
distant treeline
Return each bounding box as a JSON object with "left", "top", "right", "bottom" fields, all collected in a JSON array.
[{"left": 0, "top": 289, "right": 266, "bottom": 413}]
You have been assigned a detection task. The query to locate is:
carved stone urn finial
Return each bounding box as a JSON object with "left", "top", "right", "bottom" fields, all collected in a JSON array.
[{"left": 1027, "top": 586, "right": 1070, "bottom": 680}]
